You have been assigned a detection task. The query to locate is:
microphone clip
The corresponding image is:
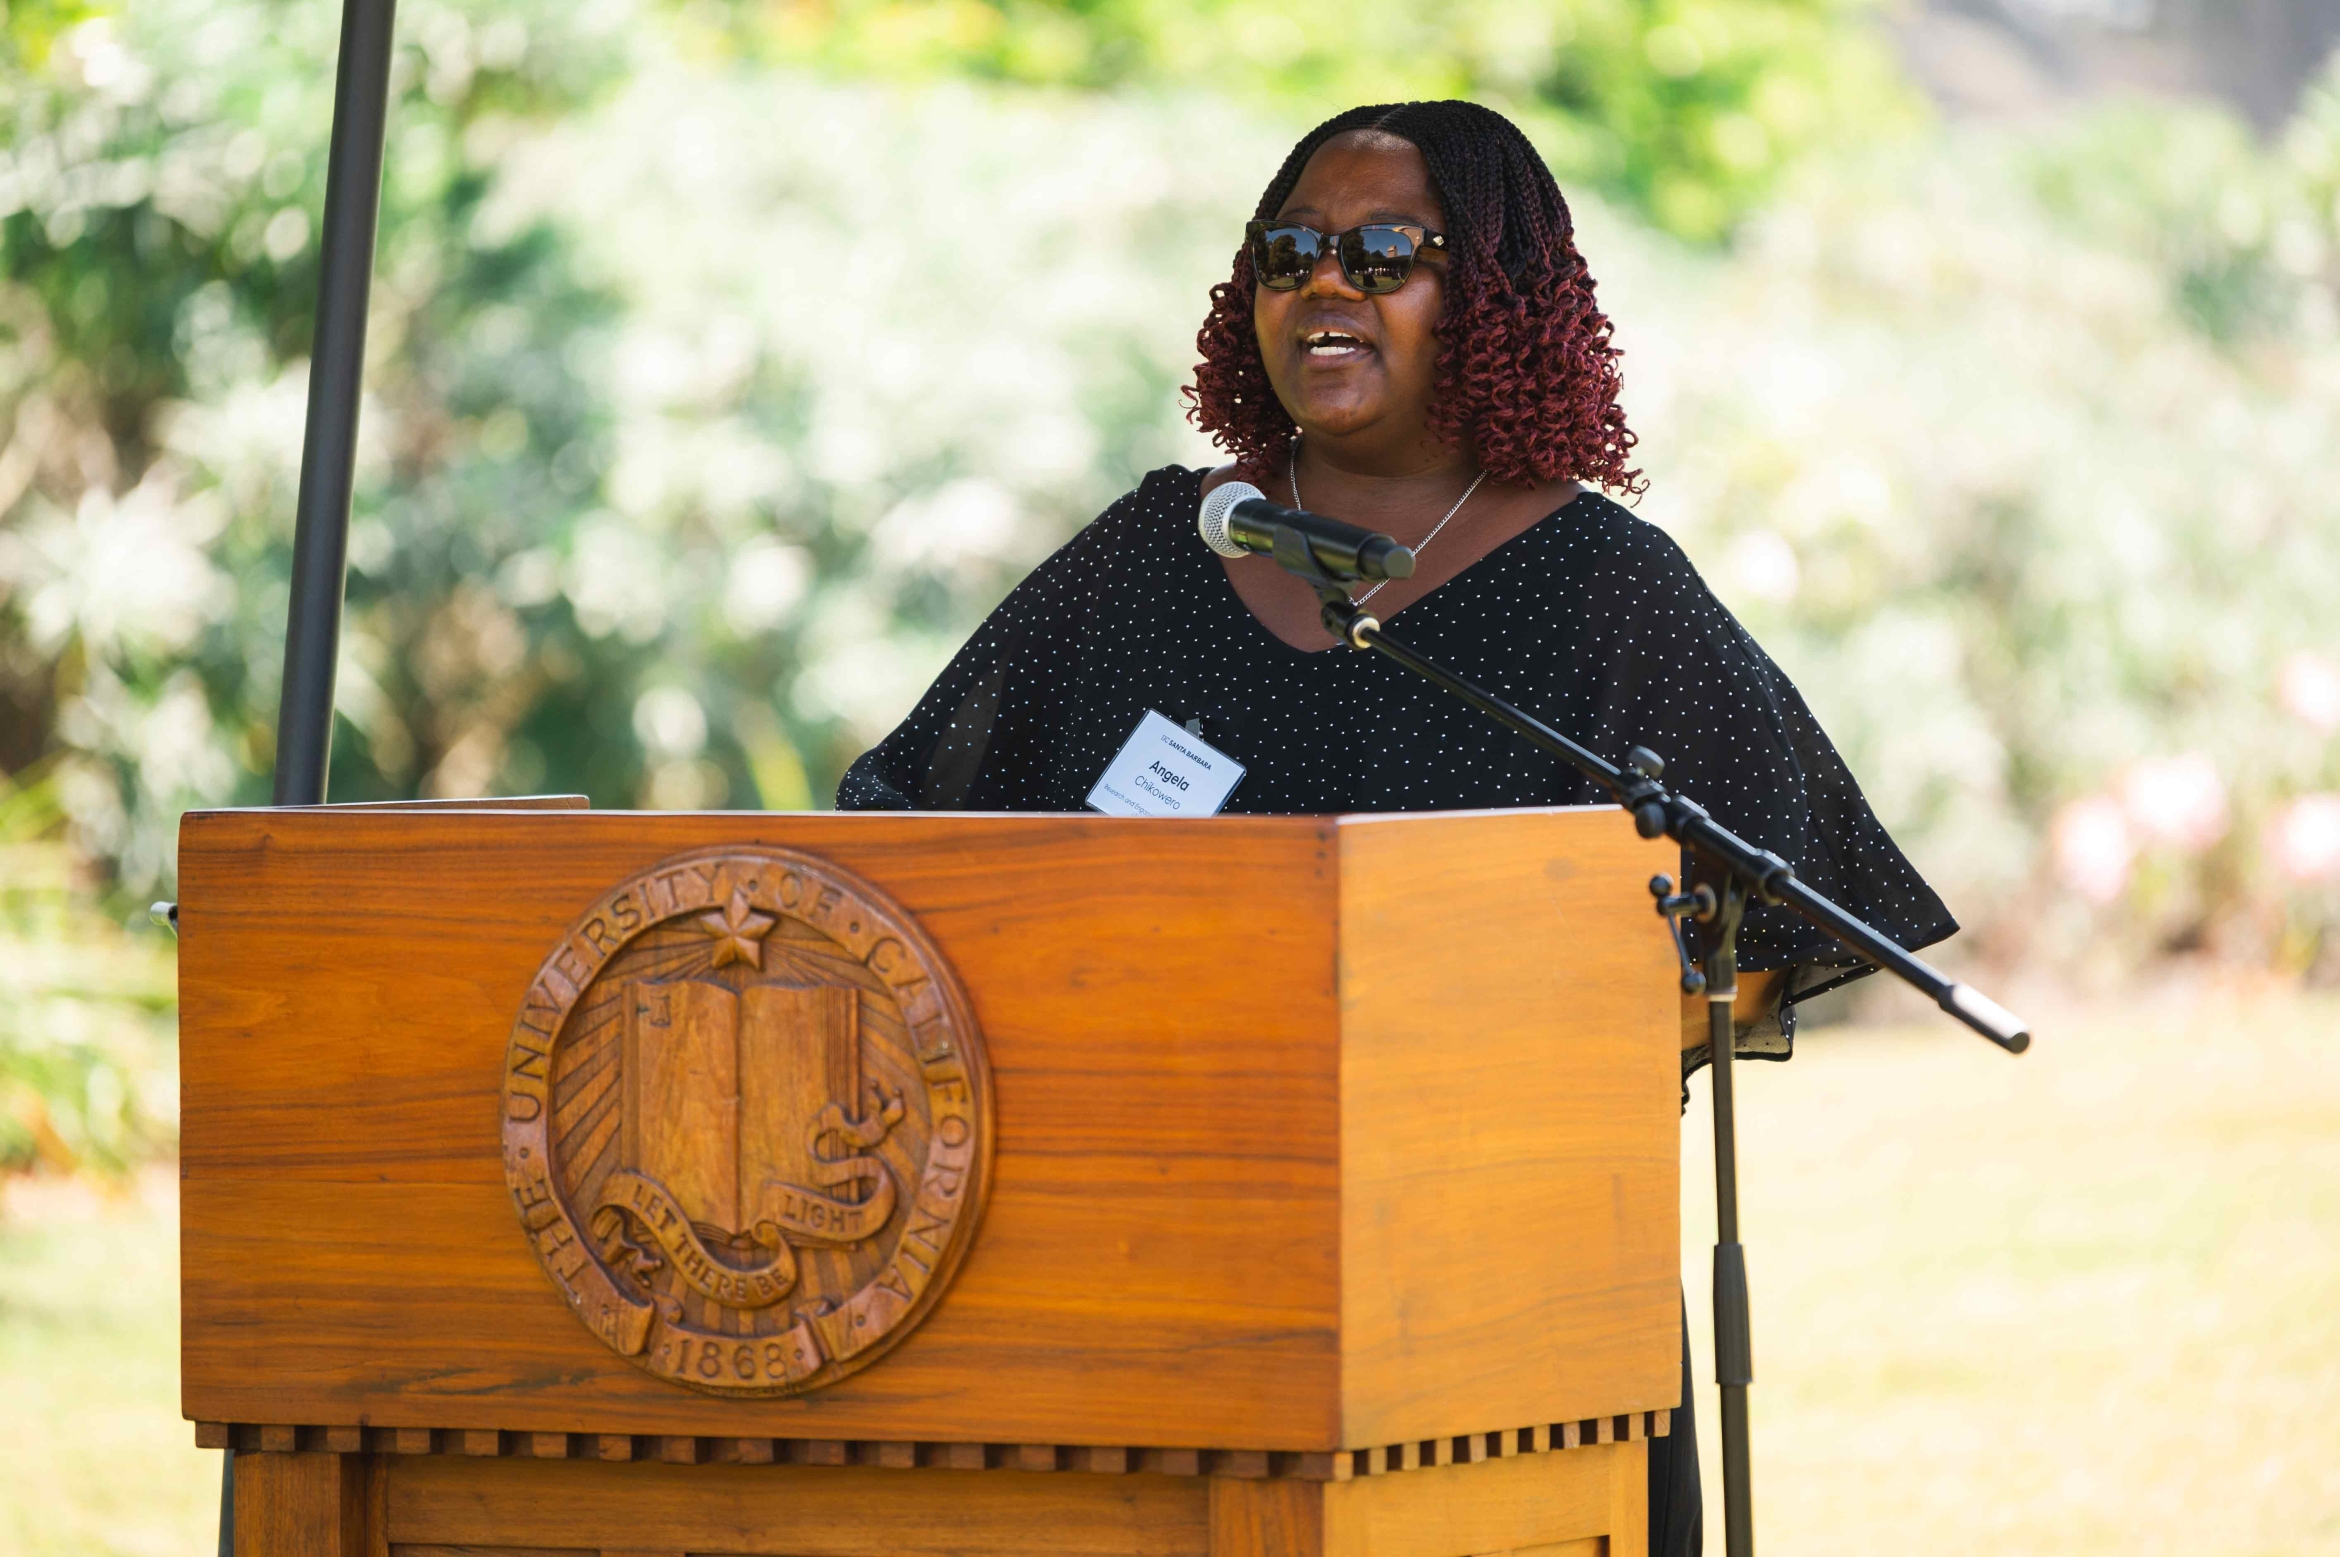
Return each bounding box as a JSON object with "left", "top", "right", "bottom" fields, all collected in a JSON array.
[{"left": 1282, "top": 541, "right": 1378, "bottom": 650}]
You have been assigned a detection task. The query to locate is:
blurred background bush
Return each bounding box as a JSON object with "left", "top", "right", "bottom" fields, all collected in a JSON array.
[{"left": 4, "top": 0, "right": 2340, "bottom": 1182}]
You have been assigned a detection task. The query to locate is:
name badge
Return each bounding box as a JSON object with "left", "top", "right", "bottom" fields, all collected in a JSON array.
[{"left": 1086, "top": 710, "right": 1246, "bottom": 819}]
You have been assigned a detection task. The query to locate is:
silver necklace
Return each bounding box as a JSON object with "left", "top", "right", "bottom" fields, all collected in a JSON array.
[{"left": 1290, "top": 440, "right": 1490, "bottom": 605}]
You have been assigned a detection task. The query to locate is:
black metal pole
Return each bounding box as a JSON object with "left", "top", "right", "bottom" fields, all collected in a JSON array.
[
  {"left": 231, "top": 9, "right": 399, "bottom": 1551},
  {"left": 271, "top": 0, "right": 399, "bottom": 805},
  {"left": 1705, "top": 879, "right": 1756, "bottom": 1557}
]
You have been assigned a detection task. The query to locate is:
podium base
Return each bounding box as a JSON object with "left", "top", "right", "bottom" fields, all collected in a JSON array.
[{"left": 230, "top": 1442, "right": 1649, "bottom": 1557}]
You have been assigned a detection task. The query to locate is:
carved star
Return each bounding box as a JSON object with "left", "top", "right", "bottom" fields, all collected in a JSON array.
[{"left": 698, "top": 888, "right": 777, "bottom": 969}]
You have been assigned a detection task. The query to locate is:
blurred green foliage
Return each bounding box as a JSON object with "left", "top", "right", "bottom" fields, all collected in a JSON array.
[
  {"left": 0, "top": 0, "right": 643, "bottom": 1176},
  {"left": 1617, "top": 95, "right": 2340, "bottom": 973},
  {"left": 726, "top": 0, "right": 1918, "bottom": 241},
  {"left": 0, "top": 0, "right": 643, "bottom": 893},
  {"left": 0, "top": 764, "right": 175, "bottom": 1177},
  {"left": 2, "top": 0, "right": 2339, "bottom": 1179}
]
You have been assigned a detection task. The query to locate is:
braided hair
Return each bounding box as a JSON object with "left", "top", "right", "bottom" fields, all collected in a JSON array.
[{"left": 1186, "top": 101, "right": 1644, "bottom": 495}]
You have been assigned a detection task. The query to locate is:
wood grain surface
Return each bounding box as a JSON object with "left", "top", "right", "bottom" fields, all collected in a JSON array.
[
  {"left": 1336, "top": 809, "right": 1680, "bottom": 1447},
  {"left": 181, "top": 806, "right": 1678, "bottom": 1453},
  {"left": 389, "top": 1546, "right": 596, "bottom": 1557},
  {"left": 1210, "top": 1478, "right": 1326, "bottom": 1557},
  {"left": 318, "top": 796, "right": 590, "bottom": 810},
  {"left": 181, "top": 812, "right": 1342, "bottom": 1446},
  {"left": 232, "top": 1450, "right": 377, "bottom": 1557},
  {"left": 383, "top": 1457, "right": 1212, "bottom": 1556},
  {"left": 1319, "top": 1442, "right": 1643, "bottom": 1557},
  {"left": 372, "top": 1449, "right": 1637, "bottom": 1557}
]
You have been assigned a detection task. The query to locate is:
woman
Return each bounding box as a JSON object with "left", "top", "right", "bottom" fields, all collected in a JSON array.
[{"left": 839, "top": 100, "right": 1955, "bottom": 1552}]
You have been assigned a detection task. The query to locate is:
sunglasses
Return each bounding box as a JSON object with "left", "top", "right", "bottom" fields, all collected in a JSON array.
[{"left": 1245, "top": 220, "right": 1447, "bottom": 295}]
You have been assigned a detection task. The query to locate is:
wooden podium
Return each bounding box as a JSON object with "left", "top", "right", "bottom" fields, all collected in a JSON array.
[{"left": 177, "top": 803, "right": 1682, "bottom": 1557}]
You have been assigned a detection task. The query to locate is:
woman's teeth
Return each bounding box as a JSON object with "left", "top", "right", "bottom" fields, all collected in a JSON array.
[{"left": 1305, "top": 333, "right": 1365, "bottom": 357}]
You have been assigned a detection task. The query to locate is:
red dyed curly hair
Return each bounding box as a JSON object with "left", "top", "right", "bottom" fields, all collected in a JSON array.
[{"left": 1185, "top": 101, "right": 1644, "bottom": 495}]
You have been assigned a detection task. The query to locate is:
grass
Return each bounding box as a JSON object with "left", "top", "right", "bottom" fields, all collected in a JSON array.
[
  {"left": 1681, "top": 981, "right": 2340, "bottom": 1555},
  {"left": 0, "top": 985, "right": 2333, "bottom": 1553},
  {"left": 0, "top": 1174, "right": 217, "bottom": 1557}
]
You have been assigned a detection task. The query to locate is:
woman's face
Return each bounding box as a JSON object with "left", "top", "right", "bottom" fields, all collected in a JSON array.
[{"left": 1252, "top": 131, "right": 1449, "bottom": 461}]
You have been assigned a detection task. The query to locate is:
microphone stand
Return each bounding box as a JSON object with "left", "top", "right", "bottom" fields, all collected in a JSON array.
[{"left": 1270, "top": 542, "right": 2028, "bottom": 1557}]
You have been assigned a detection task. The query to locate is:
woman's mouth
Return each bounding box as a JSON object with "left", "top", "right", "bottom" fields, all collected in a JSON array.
[{"left": 1302, "top": 330, "right": 1369, "bottom": 360}]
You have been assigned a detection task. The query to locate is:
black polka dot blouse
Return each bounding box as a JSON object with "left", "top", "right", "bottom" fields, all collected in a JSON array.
[{"left": 838, "top": 464, "right": 1956, "bottom": 974}]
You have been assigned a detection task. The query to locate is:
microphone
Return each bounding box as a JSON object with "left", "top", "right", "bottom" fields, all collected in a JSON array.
[{"left": 1198, "top": 481, "right": 1415, "bottom": 583}]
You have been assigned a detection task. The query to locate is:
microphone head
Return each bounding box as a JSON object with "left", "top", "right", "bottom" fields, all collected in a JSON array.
[{"left": 1198, "top": 480, "right": 1261, "bottom": 558}]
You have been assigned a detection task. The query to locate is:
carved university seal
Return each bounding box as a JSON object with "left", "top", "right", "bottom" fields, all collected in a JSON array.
[{"left": 501, "top": 846, "right": 991, "bottom": 1396}]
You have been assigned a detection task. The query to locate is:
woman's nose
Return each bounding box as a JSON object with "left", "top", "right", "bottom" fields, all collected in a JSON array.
[{"left": 1300, "top": 244, "right": 1362, "bottom": 299}]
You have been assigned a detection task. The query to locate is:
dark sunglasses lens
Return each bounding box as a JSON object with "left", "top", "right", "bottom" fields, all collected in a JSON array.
[
  {"left": 1250, "top": 225, "right": 1319, "bottom": 290},
  {"left": 1341, "top": 226, "right": 1417, "bottom": 293}
]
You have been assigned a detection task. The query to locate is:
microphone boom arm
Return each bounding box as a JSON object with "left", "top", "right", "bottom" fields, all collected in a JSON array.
[{"left": 1277, "top": 542, "right": 2029, "bottom": 1054}]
